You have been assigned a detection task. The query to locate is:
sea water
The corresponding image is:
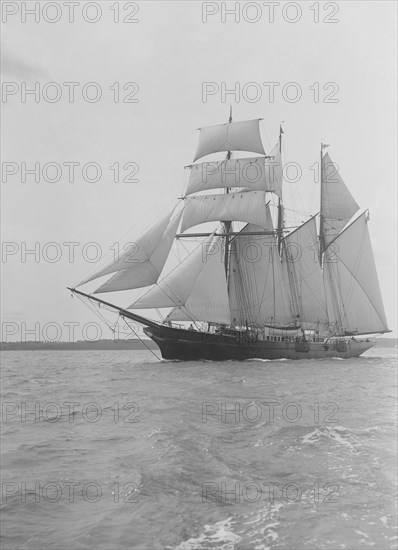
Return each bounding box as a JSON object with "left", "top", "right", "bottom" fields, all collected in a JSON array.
[{"left": 1, "top": 347, "right": 397, "bottom": 549}]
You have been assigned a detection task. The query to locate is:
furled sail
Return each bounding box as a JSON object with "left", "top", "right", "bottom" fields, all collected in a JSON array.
[
  {"left": 129, "top": 235, "right": 231, "bottom": 324},
  {"left": 180, "top": 191, "right": 270, "bottom": 233},
  {"left": 282, "top": 216, "right": 328, "bottom": 326},
  {"left": 185, "top": 146, "right": 282, "bottom": 198},
  {"left": 228, "top": 215, "right": 292, "bottom": 327},
  {"left": 321, "top": 152, "right": 359, "bottom": 248},
  {"left": 194, "top": 119, "right": 265, "bottom": 162},
  {"left": 78, "top": 208, "right": 182, "bottom": 293},
  {"left": 323, "top": 211, "right": 389, "bottom": 334}
]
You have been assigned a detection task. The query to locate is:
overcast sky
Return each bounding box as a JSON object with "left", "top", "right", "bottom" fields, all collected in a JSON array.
[{"left": 1, "top": 1, "right": 397, "bottom": 341}]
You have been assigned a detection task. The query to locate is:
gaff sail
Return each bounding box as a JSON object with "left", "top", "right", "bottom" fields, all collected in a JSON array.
[{"left": 323, "top": 211, "right": 389, "bottom": 334}]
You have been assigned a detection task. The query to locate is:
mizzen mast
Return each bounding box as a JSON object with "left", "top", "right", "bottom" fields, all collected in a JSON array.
[{"left": 319, "top": 142, "right": 327, "bottom": 262}]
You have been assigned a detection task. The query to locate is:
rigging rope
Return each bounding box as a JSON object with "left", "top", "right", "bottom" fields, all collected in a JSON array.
[
  {"left": 121, "top": 318, "right": 161, "bottom": 361},
  {"left": 73, "top": 291, "right": 162, "bottom": 359}
]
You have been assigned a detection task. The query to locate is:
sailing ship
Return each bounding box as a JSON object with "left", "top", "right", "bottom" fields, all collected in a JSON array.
[{"left": 68, "top": 113, "right": 390, "bottom": 360}]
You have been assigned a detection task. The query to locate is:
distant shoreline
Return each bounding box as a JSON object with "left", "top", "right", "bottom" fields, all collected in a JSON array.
[
  {"left": 0, "top": 339, "right": 159, "bottom": 351},
  {"left": 0, "top": 338, "right": 396, "bottom": 351}
]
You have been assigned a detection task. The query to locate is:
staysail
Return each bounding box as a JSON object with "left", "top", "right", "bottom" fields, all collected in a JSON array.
[
  {"left": 321, "top": 152, "right": 359, "bottom": 248},
  {"left": 78, "top": 208, "right": 182, "bottom": 293},
  {"left": 194, "top": 119, "right": 265, "bottom": 162},
  {"left": 166, "top": 238, "right": 231, "bottom": 324},
  {"left": 323, "top": 211, "right": 388, "bottom": 334},
  {"left": 129, "top": 235, "right": 231, "bottom": 324}
]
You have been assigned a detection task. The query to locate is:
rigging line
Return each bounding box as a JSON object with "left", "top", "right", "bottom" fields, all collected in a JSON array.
[
  {"left": 240, "top": 233, "right": 278, "bottom": 325},
  {"left": 326, "top": 259, "right": 344, "bottom": 329},
  {"left": 230, "top": 243, "right": 249, "bottom": 325},
  {"left": 322, "top": 264, "right": 334, "bottom": 326},
  {"left": 298, "top": 268, "right": 328, "bottom": 313},
  {"left": 278, "top": 247, "right": 293, "bottom": 321},
  {"left": 258, "top": 240, "right": 278, "bottom": 324},
  {"left": 337, "top": 229, "right": 366, "bottom": 316},
  {"left": 255, "top": 236, "right": 278, "bottom": 323},
  {"left": 74, "top": 293, "right": 120, "bottom": 335},
  {"left": 333, "top": 260, "right": 348, "bottom": 329},
  {"left": 239, "top": 239, "right": 256, "bottom": 326},
  {"left": 122, "top": 318, "right": 161, "bottom": 361},
  {"left": 82, "top": 298, "right": 126, "bottom": 331},
  {"left": 283, "top": 240, "right": 300, "bottom": 316},
  {"left": 281, "top": 250, "right": 295, "bottom": 319},
  {"left": 286, "top": 225, "right": 328, "bottom": 316},
  {"left": 324, "top": 210, "right": 366, "bottom": 253},
  {"left": 271, "top": 237, "right": 276, "bottom": 322},
  {"left": 167, "top": 306, "right": 207, "bottom": 330},
  {"left": 283, "top": 145, "right": 316, "bottom": 232},
  {"left": 242, "top": 237, "right": 260, "bottom": 325}
]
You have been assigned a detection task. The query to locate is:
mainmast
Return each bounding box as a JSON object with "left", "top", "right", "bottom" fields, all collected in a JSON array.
[
  {"left": 223, "top": 107, "right": 233, "bottom": 277},
  {"left": 277, "top": 123, "right": 284, "bottom": 252}
]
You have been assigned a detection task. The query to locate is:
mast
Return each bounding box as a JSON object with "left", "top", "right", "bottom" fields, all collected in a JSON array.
[
  {"left": 277, "top": 123, "right": 284, "bottom": 252},
  {"left": 319, "top": 143, "right": 325, "bottom": 262},
  {"left": 223, "top": 106, "right": 233, "bottom": 277}
]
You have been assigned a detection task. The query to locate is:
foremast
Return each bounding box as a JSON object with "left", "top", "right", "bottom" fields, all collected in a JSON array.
[{"left": 176, "top": 111, "right": 287, "bottom": 329}]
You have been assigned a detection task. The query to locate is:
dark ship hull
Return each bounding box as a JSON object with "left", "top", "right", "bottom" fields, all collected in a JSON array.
[
  {"left": 67, "top": 289, "right": 376, "bottom": 361},
  {"left": 144, "top": 324, "right": 375, "bottom": 361}
]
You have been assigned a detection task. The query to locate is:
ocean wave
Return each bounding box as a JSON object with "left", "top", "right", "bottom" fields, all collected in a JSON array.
[
  {"left": 174, "top": 517, "right": 241, "bottom": 550},
  {"left": 302, "top": 425, "right": 361, "bottom": 454},
  {"left": 247, "top": 357, "right": 289, "bottom": 362},
  {"left": 174, "top": 502, "right": 284, "bottom": 550}
]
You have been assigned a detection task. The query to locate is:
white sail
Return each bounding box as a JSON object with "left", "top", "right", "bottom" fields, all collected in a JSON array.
[
  {"left": 165, "top": 239, "right": 231, "bottom": 324},
  {"left": 282, "top": 216, "right": 328, "bottom": 326},
  {"left": 88, "top": 209, "right": 182, "bottom": 293},
  {"left": 186, "top": 148, "right": 282, "bottom": 198},
  {"left": 194, "top": 119, "right": 265, "bottom": 162},
  {"left": 128, "top": 235, "right": 230, "bottom": 324},
  {"left": 181, "top": 191, "right": 270, "bottom": 233},
  {"left": 323, "top": 211, "right": 388, "bottom": 334},
  {"left": 321, "top": 152, "right": 359, "bottom": 247},
  {"left": 228, "top": 216, "right": 292, "bottom": 327}
]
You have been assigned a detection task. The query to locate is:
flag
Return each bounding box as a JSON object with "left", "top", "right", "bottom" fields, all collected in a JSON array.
[
  {"left": 280, "top": 125, "right": 284, "bottom": 134},
  {"left": 321, "top": 143, "right": 330, "bottom": 149}
]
